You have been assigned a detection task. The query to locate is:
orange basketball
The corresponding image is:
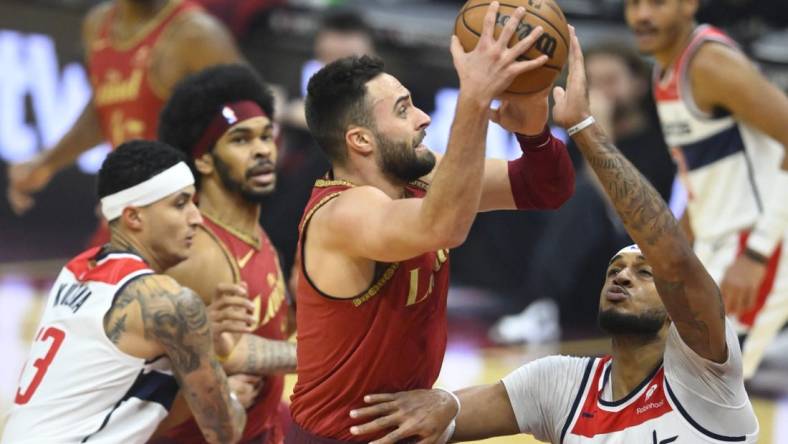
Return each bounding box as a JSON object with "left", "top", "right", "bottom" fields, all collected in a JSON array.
[{"left": 454, "top": 0, "right": 569, "bottom": 94}]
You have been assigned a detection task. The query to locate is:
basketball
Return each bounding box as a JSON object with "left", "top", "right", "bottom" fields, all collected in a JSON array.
[{"left": 454, "top": 0, "right": 569, "bottom": 94}]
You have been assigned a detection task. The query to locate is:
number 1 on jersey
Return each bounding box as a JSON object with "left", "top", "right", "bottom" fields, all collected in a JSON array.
[{"left": 15, "top": 326, "right": 66, "bottom": 405}]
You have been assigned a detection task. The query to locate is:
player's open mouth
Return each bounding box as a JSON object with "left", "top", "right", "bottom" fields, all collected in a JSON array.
[
  {"left": 248, "top": 163, "right": 275, "bottom": 185},
  {"left": 633, "top": 27, "right": 658, "bottom": 43}
]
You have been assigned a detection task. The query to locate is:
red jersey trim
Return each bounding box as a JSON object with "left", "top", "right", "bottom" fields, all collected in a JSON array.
[{"left": 66, "top": 248, "right": 152, "bottom": 285}]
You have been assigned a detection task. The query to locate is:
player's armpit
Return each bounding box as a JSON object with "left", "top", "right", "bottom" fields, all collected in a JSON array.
[{"left": 125, "top": 275, "right": 246, "bottom": 444}]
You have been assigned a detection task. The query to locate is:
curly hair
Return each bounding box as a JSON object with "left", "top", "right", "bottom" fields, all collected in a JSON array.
[
  {"left": 305, "top": 55, "right": 384, "bottom": 164},
  {"left": 158, "top": 63, "right": 275, "bottom": 162},
  {"left": 97, "top": 139, "right": 187, "bottom": 199}
]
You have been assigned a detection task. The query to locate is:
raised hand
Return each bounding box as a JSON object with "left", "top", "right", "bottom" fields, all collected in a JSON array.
[
  {"left": 552, "top": 26, "right": 591, "bottom": 128},
  {"left": 450, "top": 2, "right": 548, "bottom": 106},
  {"left": 348, "top": 389, "right": 458, "bottom": 444},
  {"left": 209, "top": 282, "right": 255, "bottom": 358},
  {"left": 7, "top": 160, "right": 53, "bottom": 215},
  {"left": 490, "top": 87, "right": 551, "bottom": 135}
]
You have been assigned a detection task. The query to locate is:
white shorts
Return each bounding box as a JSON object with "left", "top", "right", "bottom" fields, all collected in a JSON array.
[{"left": 695, "top": 229, "right": 788, "bottom": 378}]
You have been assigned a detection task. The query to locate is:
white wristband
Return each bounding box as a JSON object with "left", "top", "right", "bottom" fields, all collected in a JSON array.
[
  {"left": 747, "top": 170, "right": 788, "bottom": 257},
  {"left": 434, "top": 387, "right": 461, "bottom": 442},
  {"left": 567, "top": 115, "right": 596, "bottom": 136}
]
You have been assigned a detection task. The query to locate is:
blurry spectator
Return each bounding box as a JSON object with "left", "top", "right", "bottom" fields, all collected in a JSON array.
[{"left": 489, "top": 42, "right": 675, "bottom": 344}]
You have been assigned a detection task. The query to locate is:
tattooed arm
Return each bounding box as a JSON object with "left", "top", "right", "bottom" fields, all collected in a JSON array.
[
  {"left": 552, "top": 27, "right": 726, "bottom": 362},
  {"left": 123, "top": 275, "right": 247, "bottom": 443},
  {"left": 223, "top": 335, "right": 297, "bottom": 375}
]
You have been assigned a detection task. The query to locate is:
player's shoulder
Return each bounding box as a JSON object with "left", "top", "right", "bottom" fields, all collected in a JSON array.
[
  {"left": 506, "top": 355, "right": 596, "bottom": 386},
  {"left": 689, "top": 40, "right": 753, "bottom": 83},
  {"left": 313, "top": 185, "right": 391, "bottom": 224},
  {"left": 118, "top": 273, "right": 200, "bottom": 310},
  {"left": 167, "top": 5, "right": 230, "bottom": 43},
  {"left": 165, "top": 227, "right": 235, "bottom": 304}
]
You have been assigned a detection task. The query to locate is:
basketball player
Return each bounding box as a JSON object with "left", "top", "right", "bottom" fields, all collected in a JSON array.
[
  {"left": 2, "top": 140, "right": 246, "bottom": 444},
  {"left": 7, "top": 0, "right": 242, "bottom": 216},
  {"left": 625, "top": 0, "right": 788, "bottom": 378},
  {"left": 348, "top": 27, "right": 759, "bottom": 444},
  {"left": 152, "top": 64, "right": 296, "bottom": 444},
  {"left": 288, "top": 3, "right": 575, "bottom": 442}
]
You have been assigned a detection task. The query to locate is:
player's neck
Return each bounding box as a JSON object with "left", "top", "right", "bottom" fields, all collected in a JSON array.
[
  {"left": 108, "top": 231, "right": 167, "bottom": 273},
  {"left": 609, "top": 333, "right": 666, "bottom": 401},
  {"left": 198, "top": 180, "right": 261, "bottom": 239},
  {"left": 116, "top": 0, "right": 170, "bottom": 25},
  {"left": 654, "top": 22, "right": 697, "bottom": 68},
  {"left": 332, "top": 164, "right": 408, "bottom": 199}
]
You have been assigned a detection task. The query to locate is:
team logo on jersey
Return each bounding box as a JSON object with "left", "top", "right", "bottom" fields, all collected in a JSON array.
[{"left": 645, "top": 383, "right": 658, "bottom": 400}]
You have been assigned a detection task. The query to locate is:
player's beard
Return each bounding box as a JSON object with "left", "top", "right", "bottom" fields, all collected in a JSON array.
[
  {"left": 374, "top": 129, "right": 435, "bottom": 183},
  {"left": 213, "top": 154, "right": 274, "bottom": 204},
  {"left": 597, "top": 307, "right": 667, "bottom": 338}
]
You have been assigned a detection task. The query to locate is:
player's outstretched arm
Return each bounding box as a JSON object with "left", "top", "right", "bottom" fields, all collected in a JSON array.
[
  {"left": 553, "top": 27, "right": 726, "bottom": 362},
  {"left": 123, "top": 275, "right": 246, "bottom": 444},
  {"left": 221, "top": 335, "right": 297, "bottom": 375},
  {"left": 348, "top": 384, "right": 518, "bottom": 444},
  {"left": 320, "top": 3, "right": 548, "bottom": 263}
]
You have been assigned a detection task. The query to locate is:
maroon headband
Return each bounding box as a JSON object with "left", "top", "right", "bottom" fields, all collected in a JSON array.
[{"left": 192, "top": 100, "right": 267, "bottom": 158}]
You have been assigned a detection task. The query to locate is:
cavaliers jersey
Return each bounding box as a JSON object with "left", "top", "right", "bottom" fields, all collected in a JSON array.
[
  {"left": 502, "top": 321, "right": 759, "bottom": 443},
  {"left": 2, "top": 248, "right": 179, "bottom": 444},
  {"left": 88, "top": 0, "right": 199, "bottom": 147},
  {"left": 290, "top": 178, "right": 451, "bottom": 441},
  {"left": 653, "top": 24, "right": 784, "bottom": 241},
  {"left": 162, "top": 214, "right": 289, "bottom": 444}
]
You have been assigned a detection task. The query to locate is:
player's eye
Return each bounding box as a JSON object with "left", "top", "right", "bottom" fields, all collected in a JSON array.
[
  {"left": 639, "top": 269, "right": 653, "bottom": 277},
  {"left": 607, "top": 268, "right": 620, "bottom": 277}
]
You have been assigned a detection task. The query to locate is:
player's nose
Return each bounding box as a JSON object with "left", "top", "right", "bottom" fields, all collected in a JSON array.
[{"left": 415, "top": 107, "right": 431, "bottom": 131}]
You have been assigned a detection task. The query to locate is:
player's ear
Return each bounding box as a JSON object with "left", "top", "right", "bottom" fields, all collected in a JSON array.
[
  {"left": 194, "top": 152, "right": 214, "bottom": 175},
  {"left": 345, "top": 126, "right": 374, "bottom": 157},
  {"left": 120, "top": 206, "right": 144, "bottom": 232}
]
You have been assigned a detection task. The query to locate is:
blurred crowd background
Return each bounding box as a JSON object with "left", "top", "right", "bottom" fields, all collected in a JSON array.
[{"left": 1, "top": 0, "right": 787, "bottom": 440}]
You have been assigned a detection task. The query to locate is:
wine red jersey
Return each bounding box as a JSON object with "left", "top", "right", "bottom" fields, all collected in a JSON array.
[
  {"left": 163, "top": 214, "right": 289, "bottom": 444},
  {"left": 290, "top": 178, "right": 450, "bottom": 441},
  {"left": 88, "top": 0, "right": 199, "bottom": 147}
]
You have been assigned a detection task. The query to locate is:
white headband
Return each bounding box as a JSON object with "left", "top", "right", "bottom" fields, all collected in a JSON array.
[
  {"left": 615, "top": 244, "right": 642, "bottom": 256},
  {"left": 100, "top": 162, "right": 194, "bottom": 221}
]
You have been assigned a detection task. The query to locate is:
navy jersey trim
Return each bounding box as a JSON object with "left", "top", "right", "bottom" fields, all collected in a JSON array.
[
  {"left": 742, "top": 149, "right": 764, "bottom": 213},
  {"left": 560, "top": 357, "right": 595, "bottom": 443},
  {"left": 598, "top": 360, "right": 662, "bottom": 407},
  {"left": 81, "top": 368, "right": 178, "bottom": 441},
  {"left": 664, "top": 377, "right": 746, "bottom": 442},
  {"left": 682, "top": 125, "right": 744, "bottom": 171}
]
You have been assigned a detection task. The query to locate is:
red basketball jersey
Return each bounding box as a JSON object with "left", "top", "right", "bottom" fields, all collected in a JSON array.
[
  {"left": 163, "top": 215, "right": 289, "bottom": 444},
  {"left": 88, "top": 0, "right": 199, "bottom": 147},
  {"left": 290, "top": 178, "right": 450, "bottom": 441}
]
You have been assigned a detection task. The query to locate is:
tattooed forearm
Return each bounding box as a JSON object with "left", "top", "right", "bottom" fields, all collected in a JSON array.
[
  {"left": 114, "top": 275, "right": 245, "bottom": 444},
  {"left": 229, "top": 336, "right": 297, "bottom": 375},
  {"left": 573, "top": 124, "right": 727, "bottom": 361}
]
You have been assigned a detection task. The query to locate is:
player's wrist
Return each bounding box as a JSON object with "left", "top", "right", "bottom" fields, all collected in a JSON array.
[{"left": 745, "top": 170, "right": 788, "bottom": 257}]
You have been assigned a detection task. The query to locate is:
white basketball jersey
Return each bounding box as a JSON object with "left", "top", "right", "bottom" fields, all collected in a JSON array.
[
  {"left": 653, "top": 24, "right": 784, "bottom": 241},
  {"left": 561, "top": 357, "right": 756, "bottom": 443},
  {"left": 2, "top": 248, "right": 179, "bottom": 444}
]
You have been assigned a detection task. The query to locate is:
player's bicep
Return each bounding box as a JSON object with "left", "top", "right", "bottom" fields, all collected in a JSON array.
[
  {"left": 453, "top": 383, "right": 519, "bottom": 441},
  {"left": 319, "top": 188, "right": 444, "bottom": 263}
]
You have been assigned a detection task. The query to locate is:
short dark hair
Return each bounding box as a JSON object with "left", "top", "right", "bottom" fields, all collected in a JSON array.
[
  {"left": 97, "top": 140, "right": 186, "bottom": 199},
  {"left": 585, "top": 42, "right": 649, "bottom": 80},
  {"left": 158, "top": 64, "right": 275, "bottom": 165},
  {"left": 305, "top": 55, "right": 384, "bottom": 163},
  {"left": 319, "top": 10, "right": 372, "bottom": 37}
]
